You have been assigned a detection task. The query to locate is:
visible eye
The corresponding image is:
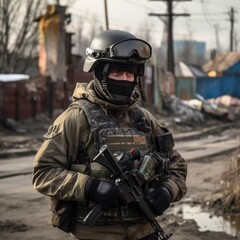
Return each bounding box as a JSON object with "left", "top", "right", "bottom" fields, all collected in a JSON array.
[
  {"left": 108, "top": 71, "right": 135, "bottom": 80},
  {"left": 109, "top": 71, "right": 121, "bottom": 76},
  {"left": 126, "top": 72, "right": 134, "bottom": 78}
]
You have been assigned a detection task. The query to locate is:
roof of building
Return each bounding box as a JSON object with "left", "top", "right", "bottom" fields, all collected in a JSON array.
[
  {"left": 175, "top": 61, "right": 207, "bottom": 77},
  {"left": 189, "top": 65, "right": 207, "bottom": 77},
  {"left": 202, "top": 52, "right": 240, "bottom": 73}
]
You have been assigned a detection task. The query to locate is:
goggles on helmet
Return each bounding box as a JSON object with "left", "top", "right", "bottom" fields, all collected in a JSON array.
[{"left": 86, "top": 39, "right": 152, "bottom": 60}]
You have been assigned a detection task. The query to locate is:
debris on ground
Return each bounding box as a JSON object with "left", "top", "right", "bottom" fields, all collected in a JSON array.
[
  {"left": 0, "top": 113, "right": 52, "bottom": 151},
  {"left": 162, "top": 94, "right": 240, "bottom": 127},
  {"left": 205, "top": 147, "right": 240, "bottom": 214}
]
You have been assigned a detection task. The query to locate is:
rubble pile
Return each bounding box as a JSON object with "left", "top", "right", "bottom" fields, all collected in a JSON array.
[
  {"left": 162, "top": 94, "right": 205, "bottom": 125},
  {"left": 162, "top": 94, "right": 240, "bottom": 131}
]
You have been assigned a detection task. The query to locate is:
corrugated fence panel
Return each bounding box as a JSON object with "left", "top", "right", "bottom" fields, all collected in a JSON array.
[
  {"left": 196, "top": 77, "right": 222, "bottom": 99},
  {"left": 222, "top": 75, "right": 240, "bottom": 98},
  {"left": 196, "top": 75, "right": 240, "bottom": 99}
]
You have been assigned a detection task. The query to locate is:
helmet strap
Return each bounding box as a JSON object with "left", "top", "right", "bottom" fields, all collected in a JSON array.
[
  {"left": 101, "top": 63, "right": 114, "bottom": 98},
  {"left": 101, "top": 63, "right": 110, "bottom": 89},
  {"left": 137, "top": 66, "right": 147, "bottom": 102}
]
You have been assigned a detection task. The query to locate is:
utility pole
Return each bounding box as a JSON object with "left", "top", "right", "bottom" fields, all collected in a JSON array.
[
  {"left": 214, "top": 24, "right": 220, "bottom": 52},
  {"left": 149, "top": 0, "right": 191, "bottom": 75},
  {"left": 229, "top": 7, "right": 235, "bottom": 52},
  {"left": 104, "top": 0, "right": 109, "bottom": 30}
]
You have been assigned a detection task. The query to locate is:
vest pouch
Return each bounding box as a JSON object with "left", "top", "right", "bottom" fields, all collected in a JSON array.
[{"left": 50, "top": 197, "right": 77, "bottom": 233}]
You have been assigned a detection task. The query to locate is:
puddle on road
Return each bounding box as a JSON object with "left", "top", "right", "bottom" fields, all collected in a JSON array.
[{"left": 173, "top": 203, "right": 240, "bottom": 237}]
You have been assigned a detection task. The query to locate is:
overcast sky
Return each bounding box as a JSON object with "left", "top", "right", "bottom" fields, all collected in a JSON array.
[{"left": 58, "top": 0, "right": 240, "bottom": 52}]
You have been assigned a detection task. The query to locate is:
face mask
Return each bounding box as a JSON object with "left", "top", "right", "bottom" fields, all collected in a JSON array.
[{"left": 107, "top": 78, "right": 135, "bottom": 98}]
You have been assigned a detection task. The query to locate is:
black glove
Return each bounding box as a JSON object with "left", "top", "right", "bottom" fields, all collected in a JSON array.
[
  {"left": 85, "top": 177, "right": 127, "bottom": 211},
  {"left": 118, "top": 152, "right": 134, "bottom": 171},
  {"left": 146, "top": 187, "right": 171, "bottom": 216},
  {"left": 118, "top": 148, "right": 141, "bottom": 172}
]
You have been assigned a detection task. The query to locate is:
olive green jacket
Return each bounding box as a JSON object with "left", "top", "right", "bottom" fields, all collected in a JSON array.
[{"left": 32, "top": 81, "right": 187, "bottom": 203}]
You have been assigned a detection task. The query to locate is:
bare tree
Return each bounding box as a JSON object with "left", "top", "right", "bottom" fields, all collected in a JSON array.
[
  {"left": 136, "top": 20, "right": 152, "bottom": 44},
  {"left": 73, "top": 13, "right": 104, "bottom": 56},
  {"left": 0, "top": 0, "right": 47, "bottom": 73}
]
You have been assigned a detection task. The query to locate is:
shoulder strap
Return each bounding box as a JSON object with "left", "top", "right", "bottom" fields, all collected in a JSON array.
[
  {"left": 130, "top": 107, "right": 151, "bottom": 133},
  {"left": 70, "top": 99, "right": 118, "bottom": 152}
]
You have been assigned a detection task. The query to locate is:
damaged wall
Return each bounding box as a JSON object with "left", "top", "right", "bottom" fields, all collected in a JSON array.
[{"left": 0, "top": 76, "right": 47, "bottom": 122}]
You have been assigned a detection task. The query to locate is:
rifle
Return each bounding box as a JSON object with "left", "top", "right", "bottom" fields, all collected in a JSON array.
[{"left": 83, "top": 144, "right": 172, "bottom": 240}]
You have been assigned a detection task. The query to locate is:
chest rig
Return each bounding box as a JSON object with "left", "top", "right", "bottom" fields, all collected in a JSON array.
[
  {"left": 75, "top": 99, "right": 153, "bottom": 162},
  {"left": 72, "top": 99, "right": 154, "bottom": 224}
]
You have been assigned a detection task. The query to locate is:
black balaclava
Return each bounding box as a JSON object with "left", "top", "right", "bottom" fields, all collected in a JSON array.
[{"left": 94, "top": 62, "right": 139, "bottom": 105}]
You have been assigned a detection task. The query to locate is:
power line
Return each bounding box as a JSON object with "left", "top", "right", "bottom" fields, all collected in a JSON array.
[
  {"left": 68, "top": 0, "right": 240, "bottom": 52},
  {"left": 70, "top": 12, "right": 164, "bottom": 35},
  {"left": 200, "top": 0, "right": 217, "bottom": 27},
  {"left": 148, "top": 0, "right": 191, "bottom": 75}
]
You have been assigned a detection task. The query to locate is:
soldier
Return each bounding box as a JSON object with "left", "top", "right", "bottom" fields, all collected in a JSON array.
[{"left": 33, "top": 30, "right": 187, "bottom": 240}]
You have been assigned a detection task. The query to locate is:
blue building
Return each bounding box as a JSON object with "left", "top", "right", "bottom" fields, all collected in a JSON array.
[
  {"left": 198, "top": 52, "right": 240, "bottom": 99},
  {"left": 160, "top": 40, "right": 206, "bottom": 66}
]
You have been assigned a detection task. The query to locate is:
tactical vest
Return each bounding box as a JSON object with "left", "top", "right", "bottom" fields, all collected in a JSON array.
[{"left": 71, "top": 99, "right": 154, "bottom": 224}]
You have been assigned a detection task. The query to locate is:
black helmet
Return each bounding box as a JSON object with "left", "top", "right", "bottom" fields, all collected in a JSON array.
[
  {"left": 83, "top": 30, "right": 152, "bottom": 74},
  {"left": 83, "top": 30, "right": 152, "bottom": 103}
]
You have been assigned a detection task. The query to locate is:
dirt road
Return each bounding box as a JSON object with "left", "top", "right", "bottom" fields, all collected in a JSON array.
[{"left": 0, "top": 123, "right": 240, "bottom": 239}]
